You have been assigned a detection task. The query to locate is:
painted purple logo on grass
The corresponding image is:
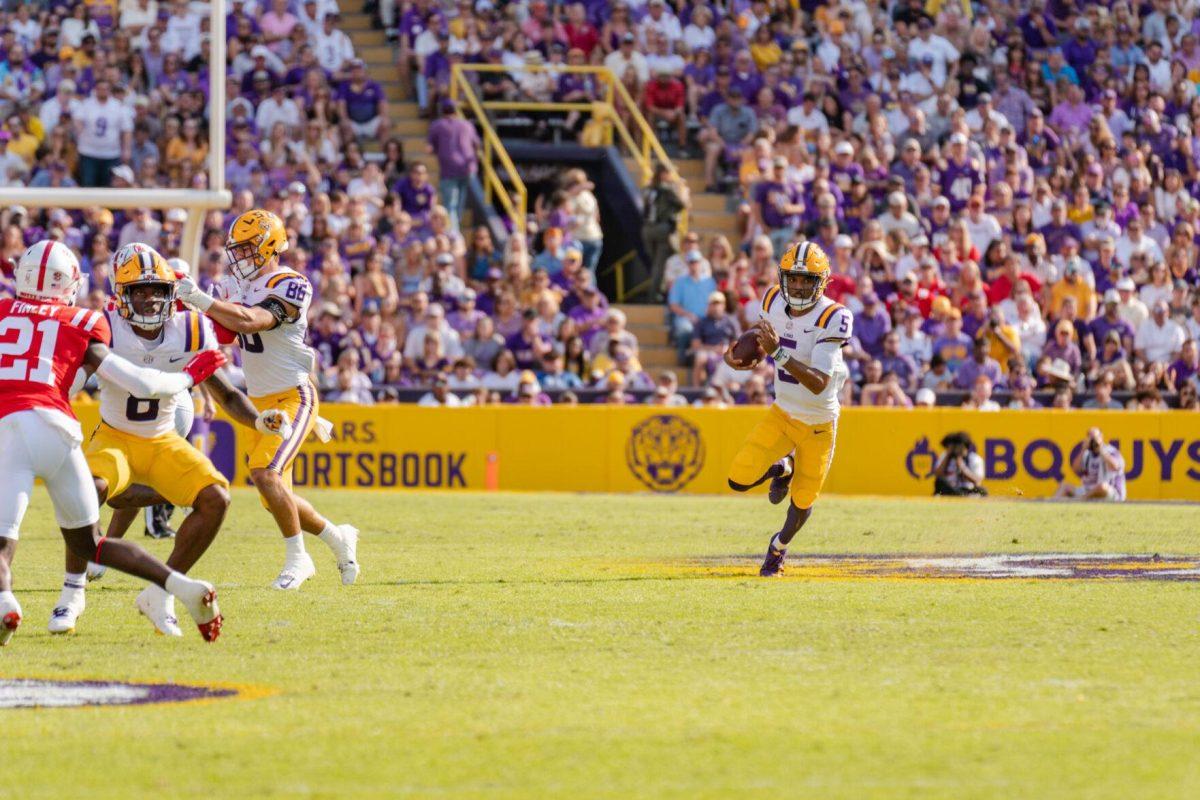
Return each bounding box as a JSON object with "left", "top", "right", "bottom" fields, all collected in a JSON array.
[
  {"left": 780, "top": 553, "right": 1200, "bottom": 581},
  {"left": 0, "top": 679, "right": 241, "bottom": 708}
]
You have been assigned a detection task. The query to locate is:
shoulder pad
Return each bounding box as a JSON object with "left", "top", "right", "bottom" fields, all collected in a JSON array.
[
  {"left": 263, "top": 271, "right": 308, "bottom": 291},
  {"left": 815, "top": 302, "right": 846, "bottom": 329},
  {"left": 761, "top": 285, "right": 782, "bottom": 314}
]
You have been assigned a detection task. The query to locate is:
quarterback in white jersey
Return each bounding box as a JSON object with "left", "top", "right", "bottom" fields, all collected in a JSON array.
[
  {"left": 724, "top": 241, "right": 851, "bottom": 577},
  {"left": 177, "top": 209, "right": 359, "bottom": 591},
  {"left": 53, "top": 243, "right": 292, "bottom": 637}
]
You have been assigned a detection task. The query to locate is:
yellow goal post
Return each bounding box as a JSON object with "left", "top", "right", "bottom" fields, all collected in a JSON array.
[{"left": 0, "top": 2, "right": 231, "bottom": 268}]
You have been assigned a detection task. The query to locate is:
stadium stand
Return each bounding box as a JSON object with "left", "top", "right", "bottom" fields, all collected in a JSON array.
[{"left": 1, "top": 0, "right": 1199, "bottom": 410}]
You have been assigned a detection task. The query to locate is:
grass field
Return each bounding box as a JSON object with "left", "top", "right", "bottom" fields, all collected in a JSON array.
[{"left": 3, "top": 488, "right": 1200, "bottom": 799}]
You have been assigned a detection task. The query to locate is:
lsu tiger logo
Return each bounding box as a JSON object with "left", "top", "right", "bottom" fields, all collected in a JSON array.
[{"left": 626, "top": 415, "right": 705, "bottom": 492}]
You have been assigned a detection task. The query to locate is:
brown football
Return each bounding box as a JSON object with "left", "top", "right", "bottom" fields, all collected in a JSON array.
[{"left": 731, "top": 327, "right": 765, "bottom": 365}]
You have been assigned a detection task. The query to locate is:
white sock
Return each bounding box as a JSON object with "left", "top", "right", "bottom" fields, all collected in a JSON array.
[
  {"left": 165, "top": 571, "right": 204, "bottom": 604},
  {"left": 57, "top": 572, "right": 87, "bottom": 606},
  {"left": 0, "top": 590, "right": 19, "bottom": 615},
  {"left": 771, "top": 534, "right": 787, "bottom": 552},
  {"left": 284, "top": 533, "right": 307, "bottom": 559},
  {"left": 316, "top": 520, "right": 339, "bottom": 547}
]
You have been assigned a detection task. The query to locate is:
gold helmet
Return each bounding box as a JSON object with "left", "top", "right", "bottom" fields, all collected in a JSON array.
[
  {"left": 226, "top": 209, "right": 289, "bottom": 281},
  {"left": 777, "top": 240, "right": 831, "bottom": 312},
  {"left": 110, "top": 243, "right": 176, "bottom": 329}
]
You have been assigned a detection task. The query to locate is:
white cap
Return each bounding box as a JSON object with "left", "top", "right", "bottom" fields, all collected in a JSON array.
[
  {"left": 834, "top": 141, "right": 854, "bottom": 156},
  {"left": 914, "top": 388, "right": 936, "bottom": 406},
  {"left": 835, "top": 234, "right": 854, "bottom": 249},
  {"left": 949, "top": 132, "right": 968, "bottom": 145}
]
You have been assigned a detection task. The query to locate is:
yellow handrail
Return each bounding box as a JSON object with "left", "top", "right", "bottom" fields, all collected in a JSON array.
[
  {"left": 452, "top": 63, "right": 687, "bottom": 237},
  {"left": 449, "top": 67, "right": 528, "bottom": 231}
]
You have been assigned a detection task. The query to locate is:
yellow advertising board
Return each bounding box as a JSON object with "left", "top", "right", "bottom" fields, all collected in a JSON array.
[{"left": 71, "top": 403, "right": 1200, "bottom": 500}]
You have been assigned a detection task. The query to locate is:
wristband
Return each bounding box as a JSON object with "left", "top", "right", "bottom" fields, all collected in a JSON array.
[{"left": 771, "top": 346, "right": 791, "bottom": 366}]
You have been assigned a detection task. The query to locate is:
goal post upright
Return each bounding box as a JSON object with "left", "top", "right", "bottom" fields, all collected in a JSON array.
[{"left": 0, "top": 0, "right": 230, "bottom": 269}]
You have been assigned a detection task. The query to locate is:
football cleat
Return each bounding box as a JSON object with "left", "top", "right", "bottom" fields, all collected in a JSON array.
[
  {"left": 85, "top": 562, "right": 107, "bottom": 582},
  {"left": 176, "top": 581, "right": 222, "bottom": 642},
  {"left": 135, "top": 586, "right": 183, "bottom": 637},
  {"left": 335, "top": 525, "right": 360, "bottom": 586},
  {"left": 759, "top": 543, "right": 787, "bottom": 577},
  {"left": 1, "top": 610, "right": 20, "bottom": 646},
  {"left": 271, "top": 553, "right": 316, "bottom": 591},
  {"left": 144, "top": 504, "right": 176, "bottom": 539},
  {"left": 47, "top": 600, "right": 84, "bottom": 635},
  {"left": 768, "top": 456, "right": 794, "bottom": 505}
]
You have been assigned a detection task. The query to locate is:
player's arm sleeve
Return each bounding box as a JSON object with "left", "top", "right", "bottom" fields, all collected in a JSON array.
[
  {"left": 810, "top": 309, "right": 853, "bottom": 374},
  {"left": 96, "top": 352, "right": 193, "bottom": 398}
]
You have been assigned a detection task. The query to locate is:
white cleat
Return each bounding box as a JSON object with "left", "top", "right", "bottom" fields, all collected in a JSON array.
[
  {"left": 86, "top": 562, "right": 106, "bottom": 582},
  {"left": 135, "top": 586, "right": 183, "bottom": 637},
  {"left": 47, "top": 598, "right": 85, "bottom": 635},
  {"left": 0, "top": 610, "right": 20, "bottom": 646},
  {"left": 174, "top": 579, "right": 222, "bottom": 642},
  {"left": 335, "top": 525, "right": 360, "bottom": 585},
  {"left": 271, "top": 553, "right": 316, "bottom": 591}
]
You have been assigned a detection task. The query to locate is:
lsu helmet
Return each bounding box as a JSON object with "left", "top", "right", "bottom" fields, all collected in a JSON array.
[
  {"left": 226, "top": 209, "right": 288, "bottom": 281},
  {"left": 777, "top": 240, "right": 831, "bottom": 313},
  {"left": 111, "top": 243, "right": 177, "bottom": 329},
  {"left": 14, "top": 240, "right": 82, "bottom": 305}
]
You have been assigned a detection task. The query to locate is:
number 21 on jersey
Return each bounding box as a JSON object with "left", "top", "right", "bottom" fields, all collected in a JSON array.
[{"left": 0, "top": 317, "right": 60, "bottom": 384}]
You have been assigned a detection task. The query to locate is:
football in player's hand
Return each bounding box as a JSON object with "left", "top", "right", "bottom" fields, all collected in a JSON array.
[{"left": 731, "top": 327, "right": 765, "bottom": 366}]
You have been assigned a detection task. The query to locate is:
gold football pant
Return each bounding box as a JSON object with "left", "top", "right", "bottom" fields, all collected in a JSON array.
[{"left": 728, "top": 404, "right": 837, "bottom": 508}]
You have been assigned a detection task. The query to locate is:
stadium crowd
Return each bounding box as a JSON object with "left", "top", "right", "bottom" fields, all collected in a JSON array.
[
  {"left": 402, "top": 0, "right": 1200, "bottom": 409},
  {"left": 655, "top": 0, "right": 1200, "bottom": 411},
  {"left": 0, "top": 0, "right": 1198, "bottom": 409}
]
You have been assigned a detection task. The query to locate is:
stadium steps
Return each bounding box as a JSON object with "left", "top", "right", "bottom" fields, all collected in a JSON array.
[
  {"left": 342, "top": 5, "right": 402, "bottom": 99},
  {"left": 616, "top": 305, "right": 686, "bottom": 381}
]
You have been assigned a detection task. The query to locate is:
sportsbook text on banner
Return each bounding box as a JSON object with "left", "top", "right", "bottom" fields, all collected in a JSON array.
[{"left": 70, "top": 404, "right": 1200, "bottom": 500}]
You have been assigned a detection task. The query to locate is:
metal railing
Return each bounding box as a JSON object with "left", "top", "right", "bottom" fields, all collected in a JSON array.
[
  {"left": 448, "top": 66, "right": 528, "bottom": 230},
  {"left": 449, "top": 63, "right": 688, "bottom": 249}
]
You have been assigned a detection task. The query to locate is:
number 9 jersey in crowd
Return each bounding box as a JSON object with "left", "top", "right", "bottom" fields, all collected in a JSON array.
[{"left": 223, "top": 267, "right": 318, "bottom": 484}]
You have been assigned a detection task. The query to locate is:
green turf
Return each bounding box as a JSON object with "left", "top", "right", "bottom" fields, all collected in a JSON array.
[{"left": 4, "top": 490, "right": 1200, "bottom": 799}]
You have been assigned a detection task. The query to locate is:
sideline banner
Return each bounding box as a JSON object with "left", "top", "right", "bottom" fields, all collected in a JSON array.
[{"left": 71, "top": 403, "right": 1200, "bottom": 500}]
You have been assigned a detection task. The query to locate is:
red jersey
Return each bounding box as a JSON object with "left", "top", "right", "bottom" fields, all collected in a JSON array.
[
  {"left": 644, "top": 78, "right": 684, "bottom": 111},
  {"left": 0, "top": 298, "right": 111, "bottom": 421}
]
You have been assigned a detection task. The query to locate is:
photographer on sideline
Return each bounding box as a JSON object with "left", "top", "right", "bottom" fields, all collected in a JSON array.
[
  {"left": 1054, "top": 427, "right": 1127, "bottom": 501},
  {"left": 932, "top": 432, "right": 987, "bottom": 497}
]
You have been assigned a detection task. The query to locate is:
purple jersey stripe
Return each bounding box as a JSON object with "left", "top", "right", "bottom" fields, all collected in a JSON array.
[{"left": 268, "top": 383, "right": 315, "bottom": 472}]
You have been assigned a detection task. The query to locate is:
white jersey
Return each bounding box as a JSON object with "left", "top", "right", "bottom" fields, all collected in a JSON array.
[
  {"left": 98, "top": 310, "right": 216, "bottom": 438},
  {"left": 228, "top": 268, "right": 316, "bottom": 397},
  {"left": 759, "top": 289, "right": 852, "bottom": 425}
]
